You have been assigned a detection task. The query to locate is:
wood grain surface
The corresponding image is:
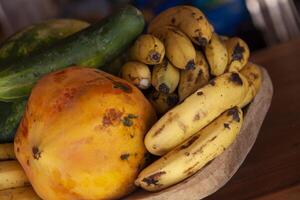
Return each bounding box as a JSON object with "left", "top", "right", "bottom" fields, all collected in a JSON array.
[{"left": 205, "top": 37, "right": 300, "bottom": 199}]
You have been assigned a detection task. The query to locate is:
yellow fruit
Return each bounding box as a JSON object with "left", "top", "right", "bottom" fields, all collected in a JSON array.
[
  {"left": 148, "top": 5, "right": 213, "bottom": 46},
  {"left": 136, "top": 107, "right": 243, "bottom": 191},
  {"left": 0, "top": 160, "right": 29, "bottom": 190},
  {"left": 0, "top": 143, "right": 15, "bottom": 160},
  {"left": 152, "top": 59, "right": 180, "bottom": 94},
  {"left": 148, "top": 90, "right": 179, "bottom": 115},
  {"left": 152, "top": 26, "right": 196, "bottom": 69},
  {"left": 205, "top": 33, "right": 228, "bottom": 76},
  {"left": 238, "top": 62, "right": 262, "bottom": 107},
  {"left": 145, "top": 72, "right": 249, "bottom": 155},
  {"left": 14, "top": 67, "right": 156, "bottom": 200},
  {"left": 130, "top": 34, "right": 165, "bottom": 65},
  {"left": 178, "top": 51, "right": 210, "bottom": 101},
  {"left": 0, "top": 187, "right": 41, "bottom": 200},
  {"left": 121, "top": 61, "right": 151, "bottom": 89},
  {"left": 225, "top": 37, "right": 250, "bottom": 72}
]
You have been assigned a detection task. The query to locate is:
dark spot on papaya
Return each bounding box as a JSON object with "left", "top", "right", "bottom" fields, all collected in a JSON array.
[
  {"left": 232, "top": 43, "right": 245, "bottom": 61},
  {"left": 184, "top": 162, "right": 199, "bottom": 174},
  {"left": 32, "top": 146, "right": 41, "bottom": 160},
  {"left": 227, "top": 107, "right": 241, "bottom": 122},
  {"left": 122, "top": 114, "right": 137, "bottom": 127},
  {"left": 224, "top": 123, "right": 231, "bottom": 129},
  {"left": 128, "top": 114, "right": 138, "bottom": 119},
  {"left": 153, "top": 124, "right": 165, "bottom": 137},
  {"left": 171, "top": 17, "right": 176, "bottom": 24},
  {"left": 186, "top": 60, "right": 195, "bottom": 70},
  {"left": 102, "top": 108, "right": 123, "bottom": 127},
  {"left": 27, "top": 160, "right": 30, "bottom": 166},
  {"left": 180, "top": 135, "right": 199, "bottom": 150},
  {"left": 21, "top": 121, "right": 28, "bottom": 138},
  {"left": 142, "top": 171, "right": 166, "bottom": 186},
  {"left": 85, "top": 77, "right": 102, "bottom": 84},
  {"left": 130, "top": 132, "right": 135, "bottom": 138},
  {"left": 229, "top": 73, "right": 243, "bottom": 85},
  {"left": 17, "top": 147, "right": 20, "bottom": 152},
  {"left": 149, "top": 51, "right": 161, "bottom": 62},
  {"left": 120, "top": 153, "right": 130, "bottom": 160},
  {"left": 159, "top": 83, "right": 170, "bottom": 94},
  {"left": 134, "top": 153, "right": 138, "bottom": 157},
  {"left": 197, "top": 91, "right": 204, "bottom": 96},
  {"left": 209, "top": 80, "right": 216, "bottom": 86},
  {"left": 166, "top": 94, "right": 179, "bottom": 107},
  {"left": 194, "top": 37, "right": 207, "bottom": 46},
  {"left": 193, "top": 113, "right": 200, "bottom": 121},
  {"left": 113, "top": 82, "right": 132, "bottom": 93}
]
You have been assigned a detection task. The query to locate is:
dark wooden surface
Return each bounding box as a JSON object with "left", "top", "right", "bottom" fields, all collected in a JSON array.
[{"left": 205, "top": 38, "right": 300, "bottom": 200}]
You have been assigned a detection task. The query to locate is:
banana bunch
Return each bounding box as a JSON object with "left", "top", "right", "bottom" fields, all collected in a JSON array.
[{"left": 129, "top": 5, "right": 263, "bottom": 192}]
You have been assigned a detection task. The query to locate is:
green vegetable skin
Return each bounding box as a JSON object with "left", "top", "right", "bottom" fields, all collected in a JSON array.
[
  {"left": 0, "top": 19, "right": 89, "bottom": 143},
  {"left": 0, "top": 5, "right": 145, "bottom": 101}
]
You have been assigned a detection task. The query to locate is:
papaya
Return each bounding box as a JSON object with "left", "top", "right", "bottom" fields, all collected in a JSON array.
[{"left": 14, "top": 67, "right": 156, "bottom": 199}]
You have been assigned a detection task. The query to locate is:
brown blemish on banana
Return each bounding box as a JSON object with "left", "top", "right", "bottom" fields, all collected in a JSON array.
[
  {"left": 177, "top": 121, "right": 187, "bottom": 133},
  {"left": 193, "top": 136, "right": 217, "bottom": 156},
  {"left": 224, "top": 123, "right": 231, "bottom": 129},
  {"left": 32, "top": 146, "right": 41, "bottom": 160},
  {"left": 180, "top": 135, "right": 199, "bottom": 150},
  {"left": 250, "top": 72, "right": 259, "bottom": 80},
  {"left": 185, "top": 152, "right": 190, "bottom": 156},
  {"left": 153, "top": 124, "right": 166, "bottom": 137},
  {"left": 102, "top": 108, "right": 123, "bottom": 127},
  {"left": 142, "top": 171, "right": 166, "bottom": 186},
  {"left": 193, "top": 113, "right": 201, "bottom": 121},
  {"left": 209, "top": 79, "right": 216, "bottom": 86},
  {"left": 227, "top": 107, "right": 241, "bottom": 122},
  {"left": 197, "top": 91, "right": 204, "bottom": 96},
  {"left": 120, "top": 153, "right": 130, "bottom": 160},
  {"left": 184, "top": 162, "right": 200, "bottom": 174},
  {"left": 232, "top": 43, "right": 245, "bottom": 61},
  {"left": 159, "top": 83, "right": 170, "bottom": 94},
  {"left": 171, "top": 17, "right": 176, "bottom": 24},
  {"left": 229, "top": 73, "right": 243, "bottom": 85},
  {"left": 186, "top": 60, "right": 195, "bottom": 70}
]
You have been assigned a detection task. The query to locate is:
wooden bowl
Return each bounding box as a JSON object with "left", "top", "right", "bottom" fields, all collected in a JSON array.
[{"left": 125, "top": 67, "right": 273, "bottom": 200}]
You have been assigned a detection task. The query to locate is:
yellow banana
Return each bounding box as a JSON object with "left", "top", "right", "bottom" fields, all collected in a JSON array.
[
  {"left": 152, "top": 26, "right": 196, "bottom": 69},
  {"left": 178, "top": 51, "right": 210, "bottom": 101},
  {"left": 152, "top": 59, "right": 180, "bottom": 94},
  {"left": 148, "top": 90, "right": 179, "bottom": 115},
  {"left": 148, "top": 5, "right": 213, "bottom": 46},
  {"left": 205, "top": 33, "right": 228, "bottom": 76},
  {"left": 130, "top": 34, "right": 165, "bottom": 65},
  {"left": 145, "top": 72, "right": 249, "bottom": 155},
  {"left": 0, "top": 143, "right": 15, "bottom": 160},
  {"left": 136, "top": 107, "right": 243, "bottom": 191},
  {"left": 121, "top": 61, "right": 151, "bottom": 89},
  {"left": 225, "top": 37, "right": 250, "bottom": 72},
  {"left": 238, "top": 62, "right": 262, "bottom": 107},
  {"left": 0, "top": 160, "right": 29, "bottom": 190},
  {"left": 0, "top": 187, "right": 41, "bottom": 200}
]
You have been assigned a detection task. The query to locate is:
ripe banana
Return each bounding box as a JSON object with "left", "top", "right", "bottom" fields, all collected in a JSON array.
[
  {"left": 130, "top": 34, "right": 165, "bottom": 65},
  {"left": 152, "top": 26, "right": 196, "bottom": 69},
  {"left": 148, "top": 90, "right": 179, "bottom": 115},
  {"left": 205, "top": 33, "right": 228, "bottom": 76},
  {"left": 225, "top": 37, "right": 250, "bottom": 72},
  {"left": 145, "top": 72, "right": 249, "bottom": 155},
  {"left": 238, "top": 62, "right": 262, "bottom": 107},
  {"left": 0, "top": 160, "right": 29, "bottom": 190},
  {"left": 0, "top": 187, "right": 41, "bottom": 200},
  {"left": 136, "top": 107, "right": 243, "bottom": 191},
  {"left": 152, "top": 59, "right": 180, "bottom": 94},
  {"left": 178, "top": 51, "right": 210, "bottom": 101},
  {"left": 148, "top": 5, "right": 213, "bottom": 46},
  {"left": 121, "top": 61, "right": 151, "bottom": 89},
  {"left": 0, "top": 143, "right": 15, "bottom": 160}
]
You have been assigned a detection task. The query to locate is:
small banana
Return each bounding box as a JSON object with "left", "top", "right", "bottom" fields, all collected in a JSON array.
[
  {"left": 178, "top": 51, "right": 210, "bottom": 101},
  {"left": 152, "top": 59, "right": 180, "bottom": 94},
  {"left": 205, "top": 33, "right": 228, "bottom": 76},
  {"left": 145, "top": 72, "right": 249, "bottom": 156},
  {"left": 130, "top": 34, "right": 165, "bottom": 65},
  {"left": 0, "top": 160, "right": 29, "bottom": 191},
  {"left": 121, "top": 61, "right": 151, "bottom": 89},
  {"left": 0, "top": 187, "right": 41, "bottom": 200},
  {"left": 152, "top": 26, "right": 196, "bottom": 70},
  {"left": 0, "top": 143, "right": 15, "bottom": 160},
  {"left": 148, "top": 90, "right": 179, "bottom": 115},
  {"left": 136, "top": 107, "right": 243, "bottom": 191},
  {"left": 148, "top": 5, "right": 213, "bottom": 46},
  {"left": 225, "top": 37, "right": 250, "bottom": 72},
  {"left": 238, "top": 62, "right": 262, "bottom": 107}
]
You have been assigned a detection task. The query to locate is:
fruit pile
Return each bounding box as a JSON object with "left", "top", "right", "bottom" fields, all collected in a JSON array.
[{"left": 0, "top": 5, "right": 263, "bottom": 200}]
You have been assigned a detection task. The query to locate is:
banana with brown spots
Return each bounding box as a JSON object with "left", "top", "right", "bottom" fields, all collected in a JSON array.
[
  {"left": 136, "top": 107, "right": 243, "bottom": 191},
  {"left": 148, "top": 90, "right": 179, "bottom": 115},
  {"left": 130, "top": 34, "right": 165, "bottom": 65},
  {"left": 145, "top": 72, "right": 249, "bottom": 156}
]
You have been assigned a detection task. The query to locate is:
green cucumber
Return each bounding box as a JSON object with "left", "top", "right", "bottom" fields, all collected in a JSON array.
[
  {"left": 0, "top": 5, "right": 145, "bottom": 101},
  {"left": 0, "top": 19, "right": 89, "bottom": 143}
]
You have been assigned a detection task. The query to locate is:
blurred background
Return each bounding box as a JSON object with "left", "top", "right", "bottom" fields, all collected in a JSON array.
[{"left": 0, "top": 0, "right": 299, "bottom": 52}]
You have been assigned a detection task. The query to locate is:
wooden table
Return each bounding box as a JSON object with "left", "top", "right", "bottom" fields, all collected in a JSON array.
[{"left": 205, "top": 38, "right": 300, "bottom": 200}]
